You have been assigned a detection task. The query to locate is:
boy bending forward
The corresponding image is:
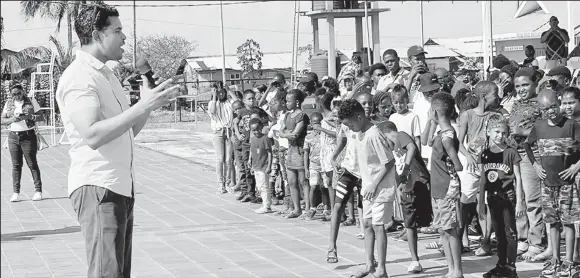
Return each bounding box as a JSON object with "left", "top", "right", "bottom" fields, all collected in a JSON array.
[{"left": 338, "top": 99, "right": 396, "bottom": 278}]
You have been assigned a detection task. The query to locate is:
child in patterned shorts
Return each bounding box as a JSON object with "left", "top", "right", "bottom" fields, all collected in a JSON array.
[{"left": 524, "top": 89, "right": 580, "bottom": 277}]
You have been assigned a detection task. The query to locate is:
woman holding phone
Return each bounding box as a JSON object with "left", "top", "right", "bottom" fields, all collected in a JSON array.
[
  {"left": 1, "top": 82, "right": 45, "bottom": 202},
  {"left": 208, "top": 81, "right": 238, "bottom": 193}
]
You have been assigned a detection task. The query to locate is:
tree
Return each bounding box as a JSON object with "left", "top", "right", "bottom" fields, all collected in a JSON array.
[
  {"left": 123, "top": 33, "right": 196, "bottom": 80},
  {"left": 236, "top": 39, "right": 263, "bottom": 84},
  {"left": 20, "top": 1, "right": 103, "bottom": 51},
  {"left": 297, "top": 44, "right": 313, "bottom": 68}
]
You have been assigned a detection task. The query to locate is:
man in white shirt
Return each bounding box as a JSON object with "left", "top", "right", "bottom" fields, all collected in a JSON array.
[
  {"left": 376, "top": 49, "right": 410, "bottom": 92},
  {"left": 56, "top": 4, "right": 179, "bottom": 277}
]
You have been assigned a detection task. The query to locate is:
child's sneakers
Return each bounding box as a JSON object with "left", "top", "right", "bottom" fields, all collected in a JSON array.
[
  {"left": 321, "top": 210, "right": 331, "bottom": 221},
  {"left": 558, "top": 260, "right": 575, "bottom": 277},
  {"left": 407, "top": 261, "right": 422, "bottom": 273},
  {"left": 304, "top": 208, "right": 316, "bottom": 220},
  {"left": 10, "top": 193, "right": 19, "bottom": 202},
  {"left": 241, "top": 193, "right": 256, "bottom": 203},
  {"left": 255, "top": 207, "right": 273, "bottom": 214},
  {"left": 250, "top": 197, "right": 263, "bottom": 204}
]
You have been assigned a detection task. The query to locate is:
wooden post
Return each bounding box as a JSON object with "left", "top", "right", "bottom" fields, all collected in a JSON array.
[
  {"left": 327, "top": 15, "right": 336, "bottom": 78},
  {"left": 219, "top": 1, "right": 227, "bottom": 85},
  {"left": 312, "top": 18, "right": 319, "bottom": 52},
  {"left": 364, "top": 1, "right": 372, "bottom": 65},
  {"left": 355, "top": 17, "right": 363, "bottom": 52},
  {"left": 132, "top": 0, "right": 136, "bottom": 69},
  {"left": 371, "top": 15, "right": 380, "bottom": 64}
]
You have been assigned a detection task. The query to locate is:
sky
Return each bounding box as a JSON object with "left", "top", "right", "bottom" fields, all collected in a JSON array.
[{"left": 0, "top": 1, "right": 572, "bottom": 57}]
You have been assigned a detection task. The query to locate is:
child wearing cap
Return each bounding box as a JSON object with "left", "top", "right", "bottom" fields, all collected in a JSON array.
[{"left": 404, "top": 45, "right": 429, "bottom": 104}]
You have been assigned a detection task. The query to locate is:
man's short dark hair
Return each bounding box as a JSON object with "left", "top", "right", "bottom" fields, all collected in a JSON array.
[
  {"left": 337, "top": 99, "right": 364, "bottom": 120},
  {"left": 243, "top": 89, "right": 255, "bottom": 97},
  {"left": 310, "top": 112, "right": 323, "bottom": 122},
  {"left": 368, "top": 63, "right": 388, "bottom": 76},
  {"left": 75, "top": 4, "right": 120, "bottom": 46},
  {"left": 249, "top": 118, "right": 262, "bottom": 127},
  {"left": 431, "top": 92, "right": 456, "bottom": 118},
  {"left": 473, "top": 80, "right": 498, "bottom": 98},
  {"left": 380, "top": 121, "right": 398, "bottom": 132},
  {"left": 515, "top": 67, "right": 538, "bottom": 82},
  {"left": 382, "top": 49, "right": 398, "bottom": 58}
]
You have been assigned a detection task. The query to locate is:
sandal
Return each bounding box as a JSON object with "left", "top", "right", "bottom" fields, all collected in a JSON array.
[
  {"left": 356, "top": 233, "right": 365, "bottom": 240},
  {"left": 425, "top": 241, "right": 441, "bottom": 249},
  {"left": 518, "top": 249, "right": 541, "bottom": 261},
  {"left": 475, "top": 245, "right": 492, "bottom": 256},
  {"left": 350, "top": 270, "right": 371, "bottom": 278},
  {"left": 342, "top": 218, "right": 356, "bottom": 226},
  {"left": 327, "top": 248, "right": 338, "bottom": 264},
  {"left": 528, "top": 252, "right": 552, "bottom": 263},
  {"left": 285, "top": 211, "right": 300, "bottom": 219}
]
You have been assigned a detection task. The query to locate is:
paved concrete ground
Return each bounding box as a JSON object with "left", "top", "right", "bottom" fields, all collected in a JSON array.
[{"left": 1, "top": 135, "right": 544, "bottom": 277}]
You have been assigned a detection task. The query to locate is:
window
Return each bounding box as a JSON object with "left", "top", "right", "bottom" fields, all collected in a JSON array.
[{"left": 229, "top": 72, "right": 241, "bottom": 85}]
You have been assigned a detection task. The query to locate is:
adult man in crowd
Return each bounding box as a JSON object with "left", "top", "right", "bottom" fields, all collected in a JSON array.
[
  {"left": 258, "top": 73, "right": 287, "bottom": 116},
  {"left": 434, "top": 68, "right": 467, "bottom": 97},
  {"left": 546, "top": 66, "right": 573, "bottom": 88},
  {"left": 376, "top": 49, "right": 409, "bottom": 92},
  {"left": 404, "top": 45, "right": 430, "bottom": 104},
  {"left": 541, "top": 16, "right": 570, "bottom": 70},
  {"left": 56, "top": 4, "right": 180, "bottom": 277}
]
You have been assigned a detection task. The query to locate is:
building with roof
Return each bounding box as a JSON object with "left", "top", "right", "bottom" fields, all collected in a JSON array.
[{"left": 427, "top": 1, "right": 579, "bottom": 63}]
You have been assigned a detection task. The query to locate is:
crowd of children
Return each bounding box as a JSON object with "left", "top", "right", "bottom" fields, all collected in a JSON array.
[{"left": 213, "top": 46, "right": 580, "bottom": 278}]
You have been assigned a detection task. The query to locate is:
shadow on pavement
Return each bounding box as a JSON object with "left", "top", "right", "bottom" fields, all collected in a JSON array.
[{"left": 1, "top": 226, "right": 81, "bottom": 242}]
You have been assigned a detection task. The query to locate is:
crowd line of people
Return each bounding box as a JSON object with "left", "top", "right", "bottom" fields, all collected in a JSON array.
[{"left": 208, "top": 41, "right": 580, "bottom": 278}]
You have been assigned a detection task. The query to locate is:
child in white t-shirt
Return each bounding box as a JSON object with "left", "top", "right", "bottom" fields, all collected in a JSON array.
[{"left": 389, "top": 85, "right": 422, "bottom": 152}]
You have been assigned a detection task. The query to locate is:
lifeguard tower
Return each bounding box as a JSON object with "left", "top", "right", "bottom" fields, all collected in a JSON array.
[{"left": 303, "top": 1, "right": 390, "bottom": 78}]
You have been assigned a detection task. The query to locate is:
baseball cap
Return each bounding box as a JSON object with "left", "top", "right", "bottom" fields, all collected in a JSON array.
[
  {"left": 299, "top": 72, "right": 319, "bottom": 84},
  {"left": 407, "top": 45, "right": 428, "bottom": 57},
  {"left": 418, "top": 72, "right": 441, "bottom": 93},
  {"left": 547, "top": 66, "right": 572, "bottom": 80}
]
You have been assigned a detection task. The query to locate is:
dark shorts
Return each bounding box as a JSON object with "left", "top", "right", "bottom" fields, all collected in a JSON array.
[
  {"left": 400, "top": 181, "right": 433, "bottom": 229},
  {"left": 335, "top": 168, "right": 363, "bottom": 209},
  {"left": 541, "top": 183, "right": 580, "bottom": 225}
]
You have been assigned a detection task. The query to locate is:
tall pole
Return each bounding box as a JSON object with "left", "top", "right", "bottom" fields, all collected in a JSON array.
[
  {"left": 291, "top": 1, "right": 297, "bottom": 85},
  {"left": 363, "top": 0, "right": 371, "bottom": 65},
  {"left": 293, "top": 1, "right": 300, "bottom": 84},
  {"left": 219, "top": 1, "right": 227, "bottom": 86},
  {"left": 419, "top": 1, "right": 424, "bottom": 46},
  {"left": 132, "top": 0, "right": 136, "bottom": 69},
  {"left": 567, "top": 1, "right": 573, "bottom": 54}
]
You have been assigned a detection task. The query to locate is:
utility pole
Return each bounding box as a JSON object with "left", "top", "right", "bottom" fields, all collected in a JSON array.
[
  {"left": 219, "top": 0, "right": 227, "bottom": 86},
  {"left": 132, "top": 0, "right": 137, "bottom": 69}
]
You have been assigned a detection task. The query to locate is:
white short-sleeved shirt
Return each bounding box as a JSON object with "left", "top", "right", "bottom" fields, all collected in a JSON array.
[
  {"left": 376, "top": 68, "right": 410, "bottom": 92},
  {"left": 2, "top": 98, "right": 41, "bottom": 131},
  {"left": 56, "top": 50, "right": 135, "bottom": 198},
  {"left": 338, "top": 124, "right": 359, "bottom": 177},
  {"left": 353, "top": 125, "right": 396, "bottom": 203},
  {"left": 389, "top": 111, "right": 421, "bottom": 139}
]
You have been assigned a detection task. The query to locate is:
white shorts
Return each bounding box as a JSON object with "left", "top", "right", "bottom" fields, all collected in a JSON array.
[
  {"left": 309, "top": 170, "right": 322, "bottom": 186},
  {"left": 362, "top": 200, "right": 393, "bottom": 226},
  {"left": 319, "top": 148, "right": 335, "bottom": 173},
  {"left": 458, "top": 152, "right": 480, "bottom": 204}
]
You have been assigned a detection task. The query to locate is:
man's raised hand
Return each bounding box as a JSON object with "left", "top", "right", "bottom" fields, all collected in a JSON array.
[{"left": 139, "top": 75, "right": 180, "bottom": 112}]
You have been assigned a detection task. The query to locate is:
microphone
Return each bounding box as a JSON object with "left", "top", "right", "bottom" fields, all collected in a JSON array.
[{"left": 136, "top": 57, "right": 157, "bottom": 88}]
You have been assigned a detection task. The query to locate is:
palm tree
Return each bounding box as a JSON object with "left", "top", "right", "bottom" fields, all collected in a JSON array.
[{"left": 20, "top": 1, "right": 102, "bottom": 51}]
